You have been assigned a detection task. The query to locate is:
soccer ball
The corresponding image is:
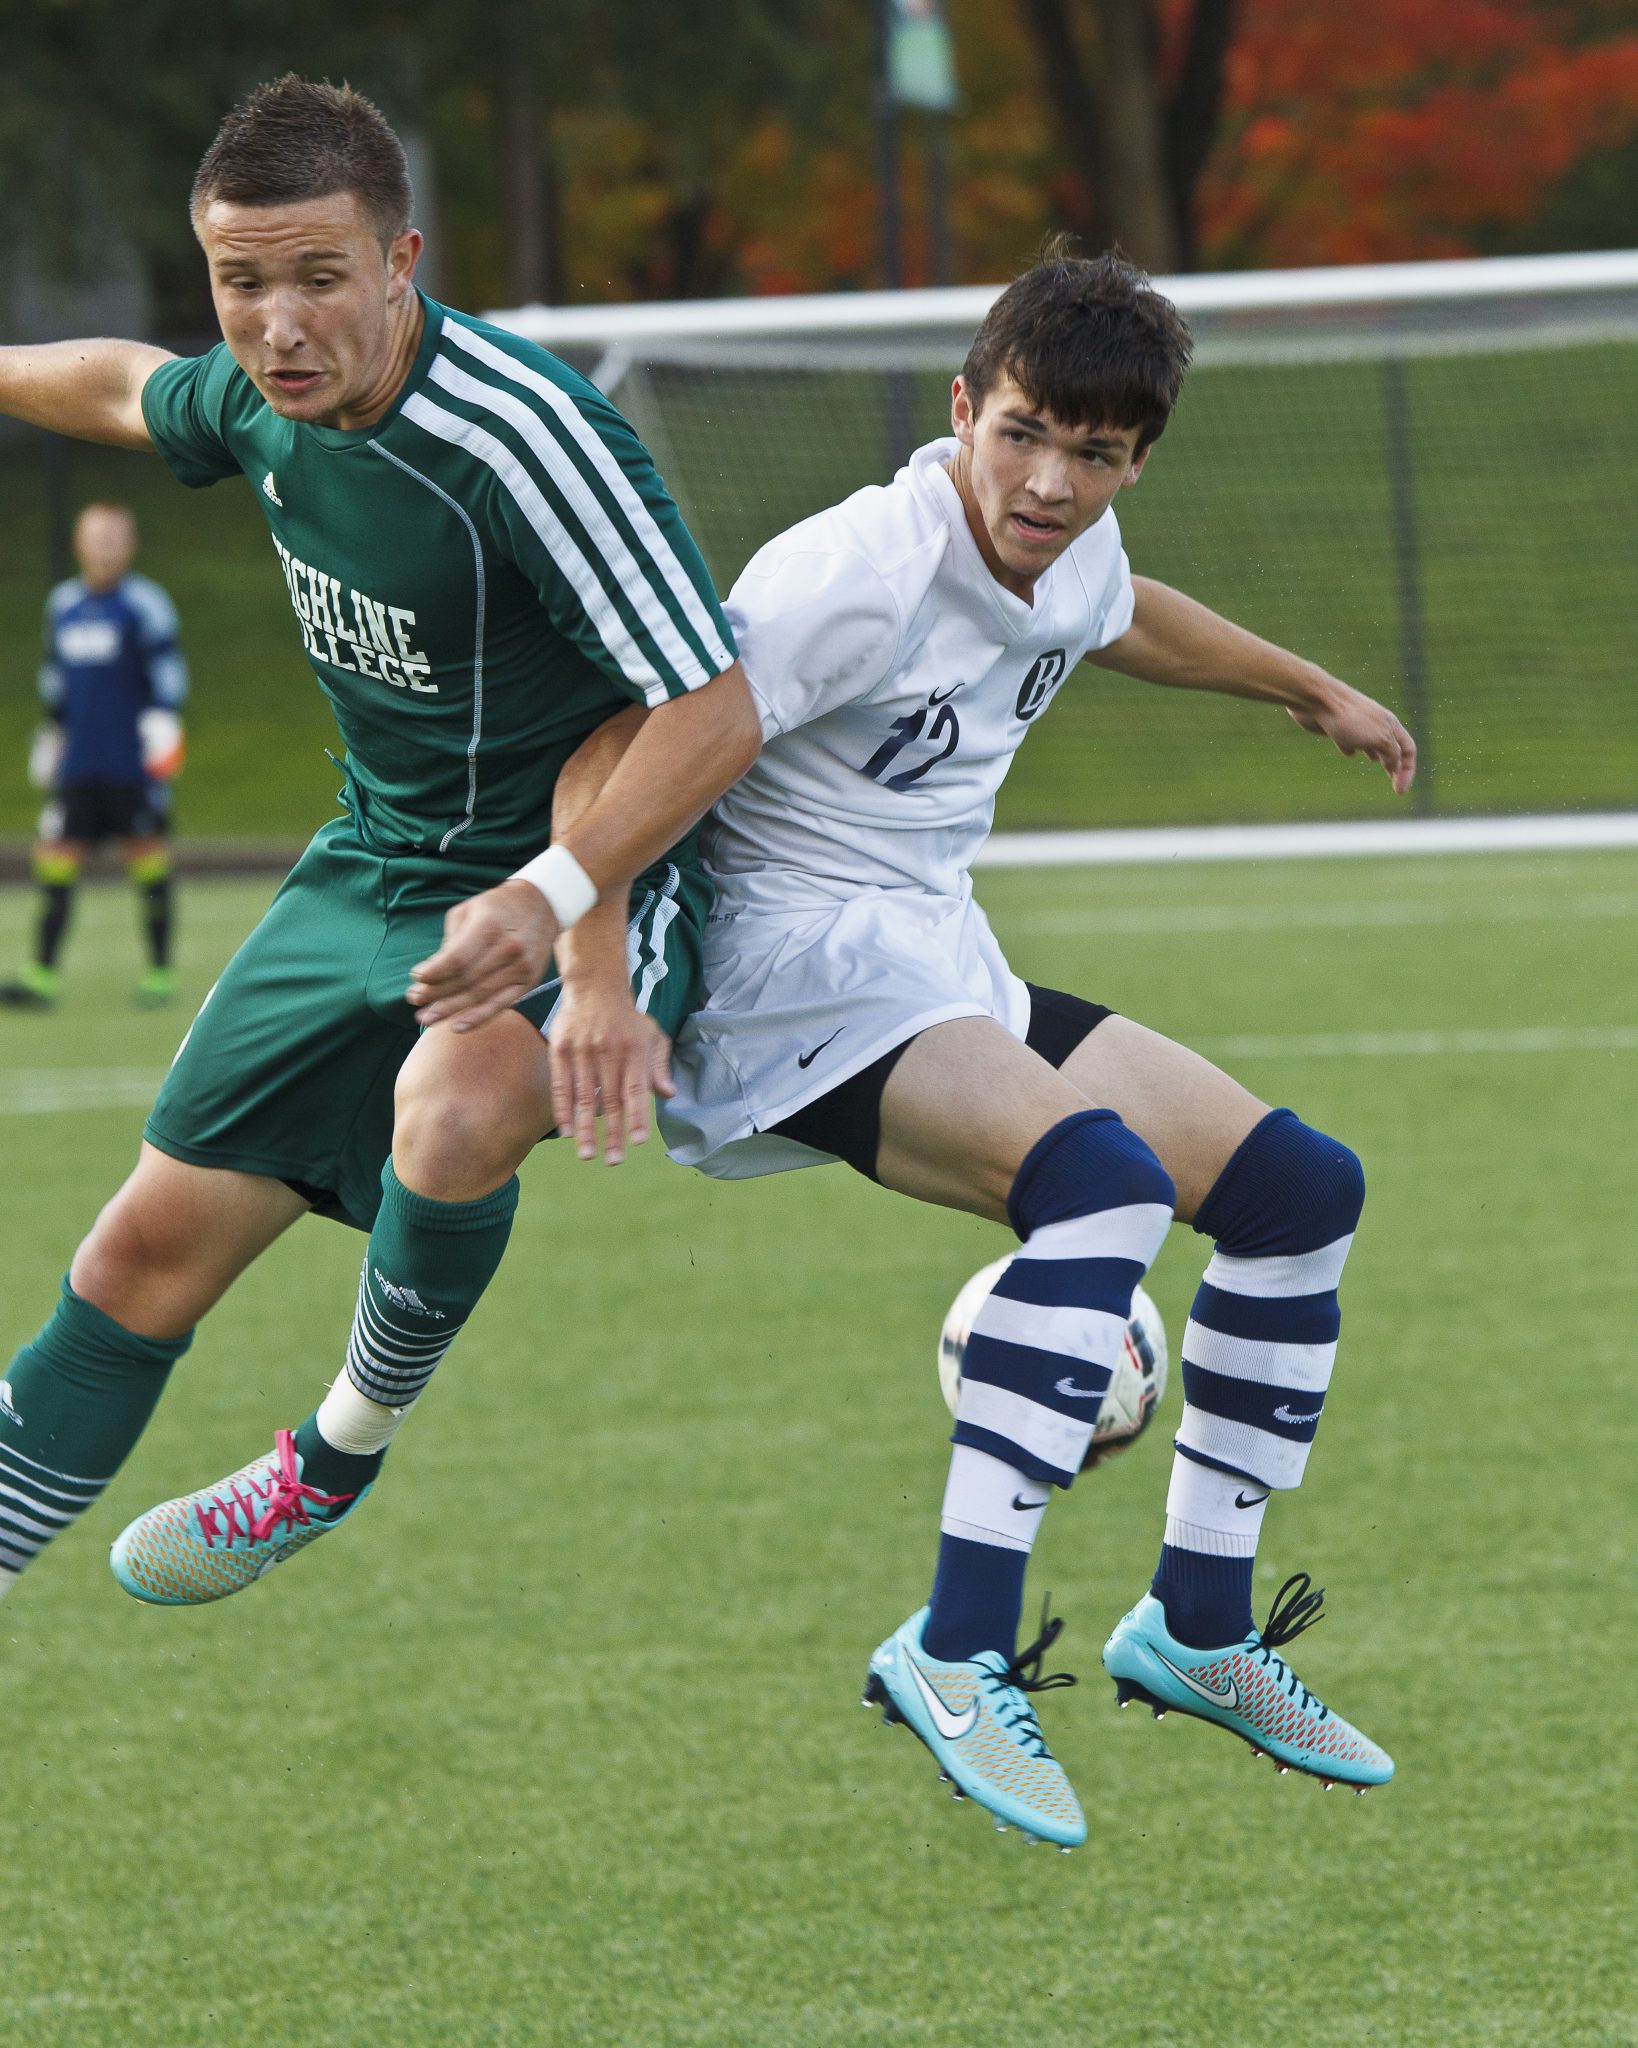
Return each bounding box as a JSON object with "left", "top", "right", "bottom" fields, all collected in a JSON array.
[{"left": 937, "top": 1255, "right": 1169, "bottom": 1469}]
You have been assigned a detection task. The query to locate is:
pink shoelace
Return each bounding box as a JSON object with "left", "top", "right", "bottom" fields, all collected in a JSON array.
[{"left": 192, "top": 1429, "right": 352, "bottom": 1548}]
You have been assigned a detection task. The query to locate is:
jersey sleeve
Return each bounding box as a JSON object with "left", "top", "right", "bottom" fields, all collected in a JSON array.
[
  {"left": 127, "top": 578, "right": 189, "bottom": 708},
  {"left": 139, "top": 347, "right": 249, "bottom": 489},
  {"left": 726, "top": 543, "right": 903, "bottom": 740},
  {"left": 477, "top": 372, "right": 737, "bottom": 709}
]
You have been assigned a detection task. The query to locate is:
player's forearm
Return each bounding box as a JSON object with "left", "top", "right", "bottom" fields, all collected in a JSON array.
[
  {"left": 550, "top": 704, "right": 649, "bottom": 991},
  {"left": 1090, "top": 577, "right": 1343, "bottom": 716},
  {"left": 0, "top": 340, "right": 171, "bottom": 450},
  {"left": 557, "top": 664, "right": 762, "bottom": 897}
]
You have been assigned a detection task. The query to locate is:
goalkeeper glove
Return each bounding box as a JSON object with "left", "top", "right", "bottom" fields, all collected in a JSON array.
[
  {"left": 139, "top": 707, "right": 186, "bottom": 781},
  {"left": 27, "top": 723, "right": 63, "bottom": 791}
]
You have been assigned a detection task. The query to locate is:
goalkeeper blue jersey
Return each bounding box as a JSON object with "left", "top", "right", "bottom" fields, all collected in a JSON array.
[{"left": 41, "top": 573, "right": 187, "bottom": 786}]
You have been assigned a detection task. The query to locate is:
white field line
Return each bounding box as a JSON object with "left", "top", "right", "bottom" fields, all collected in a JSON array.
[
  {"left": 4, "top": 1023, "right": 1635, "bottom": 1117},
  {"left": 0, "top": 1068, "right": 164, "bottom": 1116},
  {"left": 1203, "top": 1025, "right": 1638, "bottom": 1061},
  {"left": 978, "top": 813, "right": 1638, "bottom": 869},
  {"left": 1008, "top": 890, "right": 1638, "bottom": 938}
]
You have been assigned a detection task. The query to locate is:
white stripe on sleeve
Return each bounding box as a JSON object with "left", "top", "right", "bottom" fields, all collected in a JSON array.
[
  {"left": 401, "top": 391, "right": 673, "bottom": 705},
  {"left": 427, "top": 353, "right": 714, "bottom": 691},
  {"left": 441, "top": 322, "right": 734, "bottom": 677}
]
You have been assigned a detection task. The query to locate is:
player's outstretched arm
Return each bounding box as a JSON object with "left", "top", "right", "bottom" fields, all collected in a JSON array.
[
  {"left": 0, "top": 339, "right": 173, "bottom": 450},
  {"left": 1089, "top": 576, "right": 1417, "bottom": 795},
  {"left": 408, "top": 664, "right": 762, "bottom": 1032}
]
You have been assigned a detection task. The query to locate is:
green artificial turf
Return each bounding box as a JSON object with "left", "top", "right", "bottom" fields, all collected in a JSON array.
[{"left": 1, "top": 848, "right": 1634, "bottom": 2045}]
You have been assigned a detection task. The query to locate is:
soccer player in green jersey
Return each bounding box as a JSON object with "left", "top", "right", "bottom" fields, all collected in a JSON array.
[{"left": 0, "top": 77, "right": 761, "bottom": 1605}]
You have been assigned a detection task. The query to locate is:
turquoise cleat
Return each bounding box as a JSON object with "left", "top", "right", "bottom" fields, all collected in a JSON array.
[
  {"left": 111, "top": 1429, "right": 367, "bottom": 1605},
  {"left": 864, "top": 1604, "right": 1087, "bottom": 1849},
  {"left": 1102, "top": 1574, "right": 1393, "bottom": 1791}
]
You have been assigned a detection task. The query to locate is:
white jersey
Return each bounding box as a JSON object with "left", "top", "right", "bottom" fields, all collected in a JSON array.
[
  {"left": 663, "top": 438, "right": 1136, "bottom": 1179},
  {"left": 705, "top": 436, "right": 1134, "bottom": 913}
]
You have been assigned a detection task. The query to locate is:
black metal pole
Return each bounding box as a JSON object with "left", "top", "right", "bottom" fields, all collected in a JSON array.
[
  {"left": 40, "top": 429, "right": 74, "bottom": 584},
  {"left": 1381, "top": 356, "right": 1434, "bottom": 817},
  {"left": 873, "top": 0, "right": 905, "bottom": 292},
  {"left": 926, "top": 112, "right": 953, "bottom": 287},
  {"left": 874, "top": 0, "right": 916, "bottom": 472}
]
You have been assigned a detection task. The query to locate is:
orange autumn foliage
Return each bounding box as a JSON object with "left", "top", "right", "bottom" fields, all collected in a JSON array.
[{"left": 1162, "top": 0, "right": 1638, "bottom": 265}]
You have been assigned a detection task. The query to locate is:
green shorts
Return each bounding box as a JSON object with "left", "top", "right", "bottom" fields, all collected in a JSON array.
[{"left": 145, "top": 817, "right": 710, "bottom": 1232}]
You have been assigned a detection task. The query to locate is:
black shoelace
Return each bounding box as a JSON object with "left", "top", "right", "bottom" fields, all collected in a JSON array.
[
  {"left": 1250, "top": 1572, "right": 1329, "bottom": 1719},
  {"left": 979, "top": 1598, "right": 1077, "bottom": 1758}
]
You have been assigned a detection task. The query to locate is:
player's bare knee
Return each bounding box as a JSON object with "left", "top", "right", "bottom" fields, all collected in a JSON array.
[
  {"left": 70, "top": 1184, "right": 195, "bottom": 1318},
  {"left": 392, "top": 1073, "right": 534, "bottom": 1199}
]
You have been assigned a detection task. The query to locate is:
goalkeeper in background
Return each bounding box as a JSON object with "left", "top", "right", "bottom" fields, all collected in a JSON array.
[{"left": 2, "top": 501, "right": 186, "bottom": 1010}]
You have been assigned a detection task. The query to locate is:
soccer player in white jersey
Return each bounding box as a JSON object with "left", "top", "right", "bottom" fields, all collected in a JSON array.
[{"left": 569, "top": 246, "right": 1414, "bottom": 1846}]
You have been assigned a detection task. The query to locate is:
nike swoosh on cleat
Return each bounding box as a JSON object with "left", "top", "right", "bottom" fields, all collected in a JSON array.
[
  {"left": 1273, "top": 1404, "right": 1323, "bottom": 1425},
  {"left": 904, "top": 1658, "right": 980, "bottom": 1741},
  {"left": 1055, "top": 1378, "right": 1103, "bottom": 1399},
  {"left": 1151, "top": 1650, "right": 1240, "bottom": 1711}
]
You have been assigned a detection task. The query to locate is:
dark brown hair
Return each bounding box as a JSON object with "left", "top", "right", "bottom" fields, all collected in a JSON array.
[
  {"left": 190, "top": 75, "right": 413, "bottom": 248},
  {"left": 962, "top": 237, "right": 1193, "bottom": 452}
]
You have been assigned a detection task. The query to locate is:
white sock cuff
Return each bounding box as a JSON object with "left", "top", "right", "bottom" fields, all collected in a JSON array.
[
  {"left": 940, "top": 1444, "right": 1051, "bottom": 1554},
  {"left": 1165, "top": 1454, "right": 1270, "bottom": 1542},
  {"left": 1164, "top": 1513, "right": 1260, "bottom": 1560}
]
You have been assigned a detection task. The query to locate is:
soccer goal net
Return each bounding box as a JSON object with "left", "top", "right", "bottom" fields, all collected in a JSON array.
[{"left": 490, "top": 251, "right": 1638, "bottom": 831}]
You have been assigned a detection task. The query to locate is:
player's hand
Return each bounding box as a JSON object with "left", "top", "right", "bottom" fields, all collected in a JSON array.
[
  {"left": 547, "top": 980, "right": 674, "bottom": 1164},
  {"left": 1288, "top": 683, "right": 1417, "bottom": 795},
  {"left": 408, "top": 880, "right": 559, "bottom": 1033}
]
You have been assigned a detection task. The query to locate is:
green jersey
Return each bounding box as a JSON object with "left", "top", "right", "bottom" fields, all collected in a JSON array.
[{"left": 140, "top": 294, "right": 735, "bottom": 864}]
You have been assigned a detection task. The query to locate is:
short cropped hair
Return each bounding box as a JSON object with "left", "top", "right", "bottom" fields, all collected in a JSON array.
[
  {"left": 962, "top": 238, "right": 1193, "bottom": 453},
  {"left": 190, "top": 75, "right": 413, "bottom": 249}
]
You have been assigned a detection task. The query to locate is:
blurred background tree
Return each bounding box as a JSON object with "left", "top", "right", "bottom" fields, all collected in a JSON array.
[{"left": 2, "top": 0, "right": 1635, "bottom": 329}]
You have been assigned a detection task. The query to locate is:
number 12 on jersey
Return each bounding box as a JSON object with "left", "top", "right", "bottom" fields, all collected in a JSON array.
[{"left": 860, "top": 700, "right": 961, "bottom": 792}]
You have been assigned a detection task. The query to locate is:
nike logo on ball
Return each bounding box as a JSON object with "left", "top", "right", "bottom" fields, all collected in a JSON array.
[
  {"left": 797, "top": 1028, "right": 845, "bottom": 1069},
  {"left": 906, "top": 1659, "right": 980, "bottom": 1740},
  {"left": 1152, "top": 1651, "right": 1239, "bottom": 1710},
  {"left": 1273, "top": 1404, "right": 1323, "bottom": 1426}
]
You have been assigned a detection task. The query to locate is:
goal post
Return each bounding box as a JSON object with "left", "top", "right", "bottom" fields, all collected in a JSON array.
[{"left": 488, "top": 251, "right": 1638, "bottom": 831}]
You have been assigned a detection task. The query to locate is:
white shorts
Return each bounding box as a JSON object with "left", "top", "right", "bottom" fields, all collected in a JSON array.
[{"left": 660, "top": 884, "right": 1030, "bottom": 1180}]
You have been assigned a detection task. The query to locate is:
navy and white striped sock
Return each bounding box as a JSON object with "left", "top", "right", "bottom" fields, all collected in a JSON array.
[
  {"left": 926, "top": 1109, "right": 1175, "bottom": 1661},
  {"left": 1152, "top": 1109, "right": 1366, "bottom": 1648}
]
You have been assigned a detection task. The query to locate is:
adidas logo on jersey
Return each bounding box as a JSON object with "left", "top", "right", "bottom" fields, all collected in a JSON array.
[{"left": 261, "top": 471, "right": 284, "bottom": 508}]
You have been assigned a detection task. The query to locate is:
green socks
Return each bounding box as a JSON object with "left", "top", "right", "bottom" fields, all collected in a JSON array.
[
  {"left": 0, "top": 1280, "right": 191, "bottom": 1592},
  {"left": 296, "top": 1164, "right": 520, "bottom": 1498}
]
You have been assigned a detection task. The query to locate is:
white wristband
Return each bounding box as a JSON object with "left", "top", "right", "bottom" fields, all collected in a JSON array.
[{"left": 511, "top": 844, "right": 599, "bottom": 930}]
